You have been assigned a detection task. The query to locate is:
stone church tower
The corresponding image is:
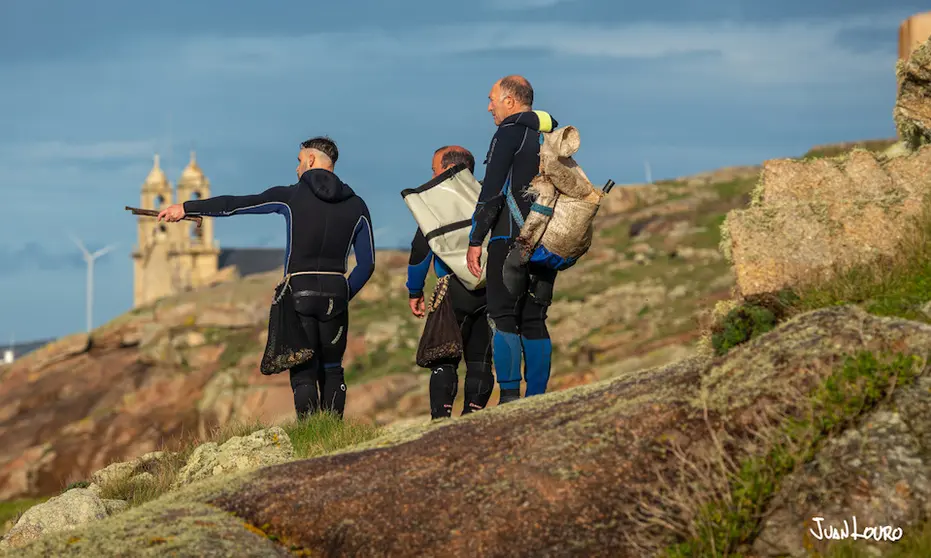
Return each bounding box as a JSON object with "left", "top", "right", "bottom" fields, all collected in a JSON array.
[{"left": 131, "top": 152, "right": 220, "bottom": 307}]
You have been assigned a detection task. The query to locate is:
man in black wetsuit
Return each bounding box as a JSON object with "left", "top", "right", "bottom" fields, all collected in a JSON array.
[
  {"left": 157, "top": 136, "right": 375, "bottom": 420},
  {"left": 407, "top": 146, "right": 494, "bottom": 419},
  {"left": 465, "top": 75, "right": 558, "bottom": 405}
]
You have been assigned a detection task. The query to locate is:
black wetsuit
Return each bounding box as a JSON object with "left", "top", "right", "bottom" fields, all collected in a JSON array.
[
  {"left": 407, "top": 228, "right": 493, "bottom": 418},
  {"left": 468, "top": 110, "right": 558, "bottom": 402},
  {"left": 183, "top": 168, "right": 375, "bottom": 419}
]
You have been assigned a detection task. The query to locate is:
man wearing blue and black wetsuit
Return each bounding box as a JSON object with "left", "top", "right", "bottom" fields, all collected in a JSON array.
[
  {"left": 158, "top": 136, "right": 375, "bottom": 420},
  {"left": 408, "top": 146, "right": 494, "bottom": 419},
  {"left": 466, "top": 75, "right": 558, "bottom": 404}
]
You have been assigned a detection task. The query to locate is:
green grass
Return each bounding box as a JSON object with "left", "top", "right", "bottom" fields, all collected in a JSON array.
[
  {"left": 665, "top": 351, "right": 926, "bottom": 557},
  {"left": 282, "top": 411, "right": 383, "bottom": 458},
  {"left": 690, "top": 213, "right": 728, "bottom": 249},
  {"left": 95, "top": 414, "right": 384, "bottom": 509},
  {"left": 345, "top": 341, "right": 417, "bottom": 384},
  {"left": 215, "top": 329, "right": 261, "bottom": 370},
  {"left": 713, "top": 177, "right": 756, "bottom": 202}
]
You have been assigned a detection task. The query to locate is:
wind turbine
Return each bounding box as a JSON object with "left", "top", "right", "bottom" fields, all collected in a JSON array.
[{"left": 70, "top": 234, "right": 117, "bottom": 333}]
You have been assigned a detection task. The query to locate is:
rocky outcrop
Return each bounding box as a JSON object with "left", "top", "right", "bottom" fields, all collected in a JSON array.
[
  {"left": 0, "top": 485, "right": 126, "bottom": 550},
  {"left": 895, "top": 35, "right": 931, "bottom": 148},
  {"left": 90, "top": 451, "right": 172, "bottom": 488},
  {"left": 722, "top": 145, "right": 931, "bottom": 297},
  {"left": 1, "top": 426, "right": 299, "bottom": 550},
  {"left": 5, "top": 306, "right": 931, "bottom": 557},
  {"left": 171, "top": 427, "right": 293, "bottom": 489}
]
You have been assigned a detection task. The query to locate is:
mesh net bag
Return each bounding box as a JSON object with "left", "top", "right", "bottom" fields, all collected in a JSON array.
[
  {"left": 415, "top": 275, "right": 464, "bottom": 368},
  {"left": 260, "top": 278, "right": 315, "bottom": 375}
]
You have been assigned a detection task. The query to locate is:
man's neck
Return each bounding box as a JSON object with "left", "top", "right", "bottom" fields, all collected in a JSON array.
[{"left": 503, "top": 106, "right": 532, "bottom": 120}]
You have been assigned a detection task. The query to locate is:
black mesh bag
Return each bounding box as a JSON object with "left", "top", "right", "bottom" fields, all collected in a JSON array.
[
  {"left": 416, "top": 275, "right": 464, "bottom": 368},
  {"left": 260, "top": 278, "right": 315, "bottom": 375}
]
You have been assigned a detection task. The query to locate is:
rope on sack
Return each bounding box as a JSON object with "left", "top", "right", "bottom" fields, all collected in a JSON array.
[{"left": 427, "top": 274, "right": 451, "bottom": 314}]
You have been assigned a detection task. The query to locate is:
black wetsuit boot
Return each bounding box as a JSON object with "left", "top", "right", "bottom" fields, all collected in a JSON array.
[{"left": 429, "top": 363, "right": 459, "bottom": 419}]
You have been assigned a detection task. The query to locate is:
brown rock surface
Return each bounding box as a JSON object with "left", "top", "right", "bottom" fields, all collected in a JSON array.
[
  {"left": 723, "top": 145, "right": 931, "bottom": 296},
  {"left": 202, "top": 306, "right": 931, "bottom": 558},
  {"left": 11, "top": 305, "right": 925, "bottom": 556}
]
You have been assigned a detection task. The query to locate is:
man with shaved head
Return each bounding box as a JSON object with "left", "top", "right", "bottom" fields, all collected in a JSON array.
[
  {"left": 466, "top": 75, "right": 559, "bottom": 404},
  {"left": 407, "top": 145, "right": 495, "bottom": 419}
]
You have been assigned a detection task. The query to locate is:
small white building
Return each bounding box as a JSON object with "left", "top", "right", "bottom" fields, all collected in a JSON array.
[{"left": 2, "top": 349, "right": 12, "bottom": 364}]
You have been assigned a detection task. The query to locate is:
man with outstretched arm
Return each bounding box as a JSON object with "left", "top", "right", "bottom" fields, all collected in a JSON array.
[
  {"left": 466, "top": 75, "right": 558, "bottom": 404},
  {"left": 408, "top": 146, "right": 494, "bottom": 419},
  {"left": 158, "top": 136, "right": 375, "bottom": 420}
]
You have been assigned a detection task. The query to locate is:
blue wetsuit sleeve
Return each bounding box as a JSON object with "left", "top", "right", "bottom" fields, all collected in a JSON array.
[
  {"left": 469, "top": 127, "right": 520, "bottom": 246},
  {"left": 182, "top": 186, "right": 293, "bottom": 216},
  {"left": 406, "top": 227, "right": 433, "bottom": 299},
  {"left": 346, "top": 202, "right": 376, "bottom": 301}
]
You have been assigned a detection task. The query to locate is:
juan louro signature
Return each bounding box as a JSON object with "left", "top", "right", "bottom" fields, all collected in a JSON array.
[{"left": 809, "top": 516, "right": 903, "bottom": 542}]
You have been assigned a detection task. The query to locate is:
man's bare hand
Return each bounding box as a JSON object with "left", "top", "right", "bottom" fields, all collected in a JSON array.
[
  {"left": 157, "top": 204, "right": 186, "bottom": 223},
  {"left": 409, "top": 296, "right": 426, "bottom": 318},
  {"left": 467, "top": 245, "right": 483, "bottom": 278}
]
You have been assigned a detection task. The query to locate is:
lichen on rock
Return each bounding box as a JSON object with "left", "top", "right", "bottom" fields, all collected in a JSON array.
[
  {"left": 170, "top": 427, "right": 293, "bottom": 489},
  {"left": 0, "top": 486, "right": 127, "bottom": 550}
]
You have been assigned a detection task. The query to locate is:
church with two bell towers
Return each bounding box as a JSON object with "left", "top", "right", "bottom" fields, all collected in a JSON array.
[{"left": 131, "top": 152, "right": 285, "bottom": 308}]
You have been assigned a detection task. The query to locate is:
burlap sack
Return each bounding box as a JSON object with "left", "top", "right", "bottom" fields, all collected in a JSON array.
[
  {"left": 513, "top": 125, "right": 604, "bottom": 262},
  {"left": 538, "top": 126, "right": 596, "bottom": 200},
  {"left": 516, "top": 175, "right": 558, "bottom": 260},
  {"left": 539, "top": 193, "right": 601, "bottom": 259}
]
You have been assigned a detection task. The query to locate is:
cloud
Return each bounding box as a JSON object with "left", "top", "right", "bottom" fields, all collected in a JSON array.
[
  {"left": 486, "top": 0, "right": 576, "bottom": 10},
  {"left": 156, "top": 12, "right": 904, "bottom": 87}
]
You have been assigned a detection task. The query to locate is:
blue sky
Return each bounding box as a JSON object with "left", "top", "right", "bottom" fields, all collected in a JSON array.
[{"left": 0, "top": 0, "right": 924, "bottom": 342}]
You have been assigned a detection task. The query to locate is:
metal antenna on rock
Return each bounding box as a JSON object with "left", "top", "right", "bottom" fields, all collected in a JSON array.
[{"left": 69, "top": 233, "right": 117, "bottom": 333}]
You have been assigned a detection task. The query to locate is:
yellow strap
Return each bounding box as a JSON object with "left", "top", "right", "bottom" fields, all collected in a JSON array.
[{"left": 534, "top": 110, "right": 554, "bottom": 133}]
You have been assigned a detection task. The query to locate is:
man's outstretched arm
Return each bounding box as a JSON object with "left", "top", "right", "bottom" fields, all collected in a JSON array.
[
  {"left": 468, "top": 128, "right": 520, "bottom": 246},
  {"left": 347, "top": 203, "right": 376, "bottom": 301},
  {"left": 182, "top": 186, "right": 293, "bottom": 217}
]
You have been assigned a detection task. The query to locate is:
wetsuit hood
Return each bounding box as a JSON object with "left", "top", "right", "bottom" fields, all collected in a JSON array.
[
  {"left": 300, "top": 168, "right": 356, "bottom": 202},
  {"left": 501, "top": 110, "right": 558, "bottom": 132}
]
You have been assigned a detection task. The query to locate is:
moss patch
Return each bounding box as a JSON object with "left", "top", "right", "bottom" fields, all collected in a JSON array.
[{"left": 710, "top": 291, "right": 798, "bottom": 355}]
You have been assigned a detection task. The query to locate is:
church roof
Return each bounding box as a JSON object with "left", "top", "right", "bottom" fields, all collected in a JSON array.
[
  {"left": 218, "top": 248, "right": 286, "bottom": 277},
  {"left": 144, "top": 154, "right": 169, "bottom": 187}
]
